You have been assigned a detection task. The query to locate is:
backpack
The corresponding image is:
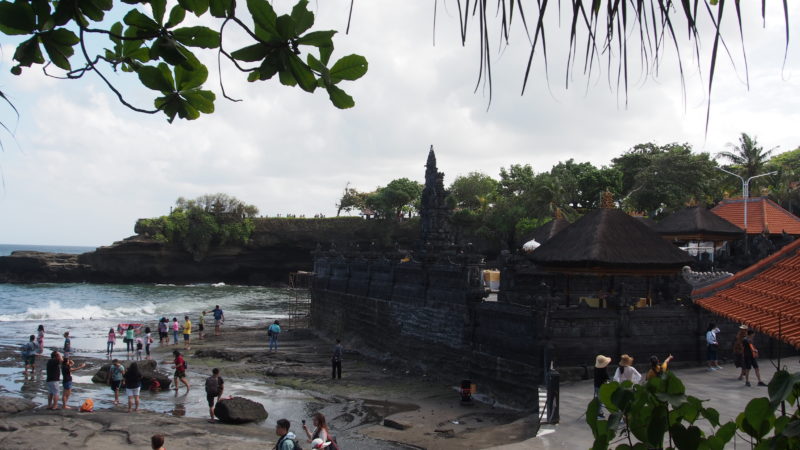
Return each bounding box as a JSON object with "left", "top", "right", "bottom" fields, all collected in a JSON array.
[
  {"left": 79, "top": 398, "right": 94, "bottom": 412},
  {"left": 268, "top": 328, "right": 273, "bottom": 337},
  {"left": 328, "top": 435, "right": 341, "bottom": 450},
  {"left": 20, "top": 342, "right": 31, "bottom": 357},
  {"left": 275, "top": 436, "right": 302, "bottom": 450},
  {"left": 205, "top": 376, "right": 220, "bottom": 395}
]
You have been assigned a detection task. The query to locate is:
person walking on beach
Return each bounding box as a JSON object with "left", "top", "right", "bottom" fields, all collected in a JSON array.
[
  {"left": 158, "top": 318, "right": 168, "bottom": 344},
  {"left": 107, "top": 328, "right": 116, "bottom": 356},
  {"left": 706, "top": 322, "right": 722, "bottom": 370},
  {"left": 36, "top": 325, "right": 45, "bottom": 354},
  {"left": 172, "top": 350, "right": 190, "bottom": 393},
  {"left": 646, "top": 354, "right": 674, "bottom": 381},
  {"left": 275, "top": 419, "right": 299, "bottom": 450},
  {"left": 107, "top": 358, "right": 125, "bottom": 405},
  {"left": 733, "top": 324, "right": 748, "bottom": 380},
  {"left": 144, "top": 327, "right": 153, "bottom": 359},
  {"left": 593, "top": 355, "right": 611, "bottom": 418},
  {"left": 172, "top": 318, "right": 180, "bottom": 345},
  {"left": 63, "top": 331, "right": 72, "bottom": 358},
  {"left": 21, "top": 335, "right": 38, "bottom": 376},
  {"left": 613, "top": 354, "right": 642, "bottom": 384},
  {"left": 332, "top": 339, "right": 343, "bottom": 380},
  {"left": 268, "top": 320, "right": 281, "bottom": 352},
  {"left": 125, "top": 325, "right": 136, "bottom": 356},
  {"left": 212, "top": 305, "right": 224, "bottom": 336},
  {"left": 124, "top": 361, "right": 143, "bottom": 412},
  {"left": 183, "top": 315, "right": 192, "bottom": 350},
  {"left": 199, "top": 311, "right": 206, "bottom": 340},
  {"left": 743, "top": 329, "right": 767, "bottom": 387},
  {"left": 204, "top": 368, "right": 224, "bottom": 422},
  {"left": 61, "top": 356, "right": 86, "bottom": 409},
  {"left": 302, "top": 412, "right": 330, "bottom": 445},
  {"left": 45, "top": 351, "right": 63, "bottom": 409}
]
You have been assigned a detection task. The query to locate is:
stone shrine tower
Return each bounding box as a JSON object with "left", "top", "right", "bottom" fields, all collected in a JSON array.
[{"left": 419, "top": 146, "right": 454, "bottom": 252}]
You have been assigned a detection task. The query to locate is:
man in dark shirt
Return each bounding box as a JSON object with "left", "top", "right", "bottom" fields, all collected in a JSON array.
[
  {"left": 46, "top": 351, "right": 63, "bottom": 409},
  {"left": 332, "top": 339, "right": 343, "bottom": 380}
]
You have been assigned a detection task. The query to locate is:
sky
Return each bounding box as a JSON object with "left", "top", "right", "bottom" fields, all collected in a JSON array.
[{"left": 0, "top": 0, "right": 799, "bottom": 246}]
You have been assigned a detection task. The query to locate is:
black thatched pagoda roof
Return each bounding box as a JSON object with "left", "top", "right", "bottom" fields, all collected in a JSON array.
[
  {"left": 655, "top": 206, "right": 743, "bottom": 241},
  {"left": 529, "top": 208, "right": 694, "bottom": 274},
  {"left": 521, "top": 217, "right": 571, "bottom": 246}
]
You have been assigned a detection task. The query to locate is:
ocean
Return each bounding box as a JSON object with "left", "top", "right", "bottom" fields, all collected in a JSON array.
[{"left": 0, "top": 243, "right": 310, "bottom": 424}]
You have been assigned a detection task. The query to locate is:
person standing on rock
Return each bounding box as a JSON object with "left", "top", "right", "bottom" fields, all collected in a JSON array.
[
  {"left": 63, "top": 331, "right": 72, "bottom": 358},
  {"left": 332, "top": 339, "right": 343, "bottom": 380},
  {"left": 158, "top": 318, "right": 168, "bottom": 344},
  {"left": 183, "top": 315, "right": 192, "bottom": 350},
  {"left": 107, "top": 358, "right": 125, "bottom": 405},
  {"left": 21, "top": 334, "right": 38, "bottom": 376},
  {"left": 45, "top": 351, "right": 63, "bottom": 409},
  {"left": 61, "top": 356, "right": 86, "bottom": 409},
  {"left": 107, "top": 328, "right": 116, "bottom": 356},
  {"left": 144, "top": 327, "right": 153, "bottom": 359},
  {"left": 275, "top": 419, "right": 299, "bottom": 450},
  {"left": 36, "top": 325, "right": 45, "bottom": 354},
  {"left": 199, "top": 311, "right": 206, "bottom": 340},
  {"left": 268, "top": 320, "right": 281, "bottom": 352},
  {"left": 171, "top": 350, "right": 190, "bottom": 393},
  {"left": 125, "top": 325, "right": 136, "bottom": 356},
  {"left": 204, "top": 367, "right": 224, "bottom": 422},
  {"left": 171, "top": 318, "right": 180, "bottom": 345},
  {"left": 212, "top": 305, "right": 224, "bottom": 336},
  {"left": 124, "top": 361, "right": 143, "bottom": 412}
]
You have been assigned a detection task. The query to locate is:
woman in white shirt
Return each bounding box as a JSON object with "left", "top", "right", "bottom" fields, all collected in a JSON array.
[{"left": 613, "top": 354, "right": 642, "bottom": 384}]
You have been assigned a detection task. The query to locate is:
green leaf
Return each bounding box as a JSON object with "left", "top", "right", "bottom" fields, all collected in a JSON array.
[
  {"left": 47, "top": 28, "right": 80, "bottom": 46},
  {"left": 138, "top": 63, "right": 174, "bottom": 92},
  {"left": 286, "top": 52, "right": 316, "bottom": 92},
  {"left": 151, "top": 36, "right": 188, "bottom": 66},
  {"left": 149, "top": 0, "right": 166, "bottom": 24},
  {"left": 291, "top": 0, "right": 313, "bottom": 34},
  {"left": 745, "top": 397, "right": 771, "bottom": 431},
  {"left": 230, "top": 44, "right": 269, "bottom": 62},
  {"left": 782, "top": 419, "right": 800, "bottom": 437},
  {"left": 329, "top": 54, "right": 368, "bottom": 82},
  {"left": 182, "top": 90, "right": 215, "bottom": 114},
  {"left": 165, "top": 5, "right": 186, "bottom": 27},
  {"left": 208, "top": 0, "right": 232, "bottom": 18},
  {"left": 716, "top": 421, "right": 736, "bottom": 442},
  {"left": 31, "top": 0, "right": 52, "bottom": 31},
  {"left": 768, "top": 370, "right": 800, "bottom": 408},
  {"left": 40, "top": 30, "right": 78, "bottom": 70},
  {"left": 13, "top": 36, "right": 44, "bottom": 68},
  {"left": 670, "top": 424, "right": 702, "bottom": 450},
  {"left": 319, "top": 45, "right": 333, "bottom": 65},
  {"left": 276, "top": 14, "right": 296, "bottom": 39},
  {"left": 297, "top": 30, "right": 335, "bottom": 47},
  {"left": 0, "top": 0, "right": 36, "bottom": 35},
  {"left": 598, "top": 382, "right": 620, "bottom": 412},
  {"left": 326, "top": 84, "right": 354, "bottom": 109},
  {"left": 174, "top": 61, "right": 207, "bottom": 90},
  {"left": 172, "top": 26, "right": 219, "bottom": 48},
  {"left": 278, "top": 69, "right": 297, "bottom": 87},
  {"left": 81, "top": 0, "right": 112, "bottom": 22},
  {"left": 700, "top": 406, "right": 720, "bottom": 427},
  {"left": 255, "top": 58, "right": 278, "bottom": 80},
  {"left": 51, "top": 0, "right": 75, "bottom": 26},
  {"left": 177, "top": 0, "right": 208, "bottom": 16},
  {"left": 123, "top": 9, "right": 160, "bottom": 33},
  {"left": 246, "top": 0, "right": 277, "bottom": 38}
]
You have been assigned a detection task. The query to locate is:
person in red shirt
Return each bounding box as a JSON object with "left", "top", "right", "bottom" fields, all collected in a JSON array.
[{"left": 171, "top": 350, "right": 190, "bottom": 393}]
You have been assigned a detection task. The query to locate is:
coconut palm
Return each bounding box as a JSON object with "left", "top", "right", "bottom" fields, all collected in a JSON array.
[{"left": 717, "top": 133, "right": 778, "bottom": 180}]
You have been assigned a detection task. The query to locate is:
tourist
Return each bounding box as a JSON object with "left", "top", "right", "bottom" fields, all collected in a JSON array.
[
  {"left": 275, "top": 418, "right": 299, "bottom": 450},
  {"left": 172, "top": 350, "right": 190, "bottom": 393},
  {"left": 268, "top": 320, "right": 281, "bottom": 352},
  {"left": 107, "top": 358, "right": 125, "bottom": 405},
  {"left": 158, "top": 318, "right": 168, "bottom": 344},
  {"left": 125, "top": 325, "right": 135, "bottom": 356},
  {"left": 332, "top": 339, "right": 343, "bottom": 380},
  {"left": 204, "top": 367, "right": 224, "bottom": 422},
  {"left": 183, "top": 315, "right": 192, "bottom": 350},
  {"left": 124, "top": 361, "right": 143, "bottom": 412},
  {"left": 45, "top": 351, "right": 63, "bottom": 409},
  {"left": 646, "top": 354, "right": 674, "bottom": 381},
  {"left": 106, "top": 328, "right": 116, "bottom": 356},
  {"left": 733, "top": 324, "right": 748, "bottom": 380},
  {"left": 612, "top": 354, "right": 642, "bottom": 384},
  {"left": 63, "top": 331, "right": 71, "bottom": 358},
  {"left": 593, "top": 355, "right": 611, "bottom": 418},
  {"left": 302, "top": 412, "right": 330, "bottom": 444},
  {"left": 212, "top": 305, "right": 225, "bottom": 336},
  {"left": 199, "top": 311, "right": 206, "bottom": 340},
  {"left": 36, "top": 324, "right": 45, "bottom": 354},
  {"left": 706, "top": 322, "right": 722, "bottom": 370},
  {"left": 151, "top": 434, "right": 166, "bottom": 450},
  {"left": 21, "top": 334, "right": 38, "bottom": 375},
  {"left": 743, "top": 329, "right": 767, "bottom": 387},
  {"left": 144, "top": 326, "right": 153, "bottom": 359},
  {"left": 135, "top": 336, "right": 144, "bottom": 360},
  {"left": 172, "top": 318, "right": 180, "bottom": 345},
  {"left": 61, "top": 356, "right": 86, "bottom": 409}
]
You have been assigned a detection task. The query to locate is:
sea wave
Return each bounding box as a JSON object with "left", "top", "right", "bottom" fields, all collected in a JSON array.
[{"left": 0, "top": 300, "right": 158, "bottom": 321}]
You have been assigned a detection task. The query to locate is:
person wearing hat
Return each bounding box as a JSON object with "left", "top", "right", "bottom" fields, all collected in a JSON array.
[
  {"left": 310, "top": 438, "right": 331, "bottom": 449},
  {"left": 594, "top": 355, "right": 612, "bottom": 418},
  {"left": 706, "top": 322, "right": 722, "bottom": 370},
  {"left": 613, "top": 354, "right": 642, "bottom": 384},
  {"left": 733, "top": 324, "right": 748, "bottom": 380}
]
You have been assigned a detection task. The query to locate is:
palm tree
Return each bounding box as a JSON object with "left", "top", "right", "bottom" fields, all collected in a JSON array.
[{"left": 717, "top": 133, "right": 777, "bottom": 180}]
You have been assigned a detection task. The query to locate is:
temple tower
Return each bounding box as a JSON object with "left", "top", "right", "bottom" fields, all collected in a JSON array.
[{"left": 419, "top": 146, "right": 454, "bottom": 252}]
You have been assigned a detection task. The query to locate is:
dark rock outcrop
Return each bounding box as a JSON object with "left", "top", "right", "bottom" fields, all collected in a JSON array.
[
  {"left": 0, "top": 396, "right": 37, "bottom": 415},
  {"left": 214, "top": 397, "right": 268, "bottom": 424},
  {"left": 0, "top": 251, "right": 91, "bottom": 283},
  {"left": 92, "top": 360, "right": 171, "bottom": 390}
]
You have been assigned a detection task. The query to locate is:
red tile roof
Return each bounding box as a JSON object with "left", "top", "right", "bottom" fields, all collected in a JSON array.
[
  {"left": 711, "top": 197, "right": 800, "bottom": 235},
  {"left": 694, "top": 239, "right": 800, "bottom": 348}
]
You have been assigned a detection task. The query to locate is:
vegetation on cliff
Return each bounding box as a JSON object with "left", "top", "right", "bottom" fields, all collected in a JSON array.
[{"left": 135, "top": 194, "right": 258, "bottom": 261}]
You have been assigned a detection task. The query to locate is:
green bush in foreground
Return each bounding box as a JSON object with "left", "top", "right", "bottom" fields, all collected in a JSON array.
[{"left": 587, "top": 370, "right": 800, "bottom": 449}]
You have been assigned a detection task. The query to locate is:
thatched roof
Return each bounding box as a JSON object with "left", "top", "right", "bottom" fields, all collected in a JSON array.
[
  {"left": 655, "top": 206, "right": 743, "bottom": 240},
  {"left": 522, "top": 217, "right": 571, "bottom": 245},
  {"left": 529, "top": 208, "right": 694, "bottom": 274}
]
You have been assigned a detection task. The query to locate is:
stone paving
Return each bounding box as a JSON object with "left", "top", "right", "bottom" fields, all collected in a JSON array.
[{"left": 490, "top": 357, "right": 800, "bottom": 449}]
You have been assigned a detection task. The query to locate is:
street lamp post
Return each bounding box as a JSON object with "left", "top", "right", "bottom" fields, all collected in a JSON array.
[{"left": 715, "top": 167, "right": 777, "bottom": 254}]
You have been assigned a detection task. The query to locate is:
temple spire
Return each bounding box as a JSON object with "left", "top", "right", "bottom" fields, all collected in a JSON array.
[{"left": 419, "top": 146, "right": 453, "bottom": 252}]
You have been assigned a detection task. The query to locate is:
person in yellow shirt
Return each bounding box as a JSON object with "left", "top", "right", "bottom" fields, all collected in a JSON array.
[
  {"left": 646, "top": 354, "right": 674, "bottom": 380},
  {"left": 183, "top": 315, "right": 192, "bottom": 350}
]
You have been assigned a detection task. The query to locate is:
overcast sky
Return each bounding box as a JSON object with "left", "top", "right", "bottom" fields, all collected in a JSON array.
[{"left": 1, "top": 0, "right": 798, "bottom": 246}]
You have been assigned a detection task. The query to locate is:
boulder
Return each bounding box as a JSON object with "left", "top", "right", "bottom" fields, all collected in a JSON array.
[
  {"left": 214, "top": 397, "right": 268, "bottom": 424},
  {"left": 383, "top": 419, "right": 412, "bottom": 430},
  {"left": 0, "top": 397, "right": 36, "bottom": 414}
]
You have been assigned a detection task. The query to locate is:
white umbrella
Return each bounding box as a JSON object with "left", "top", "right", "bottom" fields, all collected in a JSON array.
[{"left": 522, "top": 239, "right": 540, "bottom": 253}]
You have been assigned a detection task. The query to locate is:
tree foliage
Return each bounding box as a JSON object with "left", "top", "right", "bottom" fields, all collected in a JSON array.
[
  {"left": 0, "top": 0, "right": 367, "bottom": 122},
  {"left": 717, "top": 133, "right": 778, "bottom": 180},
  {"left": 135, "top": 193, "right": 257, "bottom": 260}
]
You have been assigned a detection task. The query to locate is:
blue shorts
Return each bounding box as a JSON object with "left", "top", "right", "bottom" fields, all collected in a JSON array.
[
  {"left": 183, "top": 334, "right": 190, "bottom": 341},
  {"left": 63, "top": 380, "right": 73, "bottom": 390},
  {"left": 707, "top": 344, "right": 718, "bottom": 361}
]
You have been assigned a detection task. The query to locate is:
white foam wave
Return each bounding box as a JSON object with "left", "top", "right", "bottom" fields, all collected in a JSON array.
[{"left": 0, "top": 300, "right": 158, "bottom": 321}]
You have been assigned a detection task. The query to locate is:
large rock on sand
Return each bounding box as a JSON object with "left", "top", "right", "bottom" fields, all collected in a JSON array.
[
  {"left": 214, "top": 397, "right": 268, "bottom": 424},
  {"left": 0, "top": 396, "right": 36, "bottom": 414},
  {"left": 92, "top": 360, "right": 171, "bottom": 390}
]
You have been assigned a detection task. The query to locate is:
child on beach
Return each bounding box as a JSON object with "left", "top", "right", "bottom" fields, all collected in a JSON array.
[
  {"left": 107, "top": 328, "right": 116, "bottom": 356},
  {"left": 63, "top": 331, "right": 71, "bottom": 358},
  {"left": 37, "top": 325, "right": 45, "bottom": 354},
  {"left": 172, "top": 318, "right": 180, "bottom": 345},
  {"left": 135, "top": 337, "right": 144, "bottom": 360},
  {"left": 144, "top": 327, "right": 153, "bottom": 359},
  {"left": 107, "top": 359, "right": 125, "bottom": 405},
  {"left": 61, "top": 356, "right": 86, "bottom": 409}
]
